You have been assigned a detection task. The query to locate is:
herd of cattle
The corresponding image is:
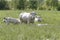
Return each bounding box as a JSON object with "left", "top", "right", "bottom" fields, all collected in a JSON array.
[{"left": 3, "top": 11, "right": 42, "bottom": 25}]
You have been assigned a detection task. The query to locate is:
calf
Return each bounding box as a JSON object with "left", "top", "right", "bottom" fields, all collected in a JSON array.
[
  {"left": 34, "top": 16, "right": 42, "bottom": 22},
  {"left": 3, "top": 17, "right": 21, "bottom": 25}
]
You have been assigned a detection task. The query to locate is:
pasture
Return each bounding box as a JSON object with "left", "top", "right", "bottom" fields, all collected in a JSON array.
[{"left": 0, "top": 10, "right": 60, "bottom": 40}]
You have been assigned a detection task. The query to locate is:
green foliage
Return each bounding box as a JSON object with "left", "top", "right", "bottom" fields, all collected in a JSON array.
[
  {"left": 57, "top": 4, "right": 60, "bottom": 11},
  {"left": 17, "top": 0, "right": 26, "bottom": 10},
  {"left": 46, "top": 0, "right": 58, "bottom": 7},
  {"left": 29, "top": 0, "right": 38, "bottom": 10},
  {"left": 51, "top": 0, "right": 58, "bottom": 7},
  {"left": 0, "top": 0, "right": 9, "bottom": 10},
  {"left": 46, "top": 0, "right": 58, "bottom": 10},
  {"left": 8, "top": 0, "right": 19, "bottom": 10},
  {"left": 46, "top": 0, "right": 52, "bottom": 6},
  {"left": 0, "top": 0, "right": 59, "bottom": 10}
]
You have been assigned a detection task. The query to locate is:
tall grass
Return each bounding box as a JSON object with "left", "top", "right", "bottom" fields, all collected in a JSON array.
[{"left": 0, "top": 10, "right": 60, "bottom": 40}]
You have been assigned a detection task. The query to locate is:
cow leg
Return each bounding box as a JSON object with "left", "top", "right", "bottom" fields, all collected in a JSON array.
[
  {"left": 27, "top": 19, "right": 30, "bottom": 24},
  {"left": 4, "top": 20, "right": 9, "bottom": 25}
]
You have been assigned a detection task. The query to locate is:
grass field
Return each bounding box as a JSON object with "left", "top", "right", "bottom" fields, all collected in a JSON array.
[{"left": 0, "top": 10, "right": 60, "bottom": 40}]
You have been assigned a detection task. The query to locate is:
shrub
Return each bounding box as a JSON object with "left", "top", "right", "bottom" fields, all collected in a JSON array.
[
  {"left": 57, "top": 4, "right": 60, "bottom": 11},
  {"left": 0, "top": 0, "right": 9, "bottom": 10},
  {"left": 29, "top": 1, "right": 38, "bottom": 10}
]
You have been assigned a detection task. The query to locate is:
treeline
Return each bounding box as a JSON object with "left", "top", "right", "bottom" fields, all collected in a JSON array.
[{"left": 0, "top": 0, "right": 60, "bottom": 10}]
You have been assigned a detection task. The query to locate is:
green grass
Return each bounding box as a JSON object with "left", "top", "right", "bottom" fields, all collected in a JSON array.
[{"left": 0, "top": 10, "right": 60, "bottom": 40}]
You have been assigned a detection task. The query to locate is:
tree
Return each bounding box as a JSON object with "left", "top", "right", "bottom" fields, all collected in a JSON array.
[
  {"left": 51, "top": 0, "right": 58, "bottom": 7},
  {"left": 57, "top": 3, "right": 60, "bottom": 11},
  {"left": 29, "top": 0, "right": 38, "bottom": 10},
  {"left": 37, "top": 0, "right": 46, "bottom": 10},
  {"left": 46, "top": 0, "right": 58, "bottom": 10},
  {"left": 17, "top": 0, "right": 26, "bottom": 10},
  {"left": 0, "top": 0, "right": 8, "bottom": 10},
  {"left": 9, "top": 0, "right": 18, "bottom": 10}
]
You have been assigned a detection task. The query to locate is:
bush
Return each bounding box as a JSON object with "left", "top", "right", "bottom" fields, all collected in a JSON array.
[
  {"left": 17, "top": 0, "right": 25, "bottom": 10},
  {"left": 57, "top": 4, "right": 60, "bottom": 11},
  {"left": 0, "top": 0, "right": 9, "bottom": 10},
  {"left": 29, "top": 1, "right": 38, "bottom": 10},
  {"left": 39, "top": 5, "right": 47, "bottom": 10}
]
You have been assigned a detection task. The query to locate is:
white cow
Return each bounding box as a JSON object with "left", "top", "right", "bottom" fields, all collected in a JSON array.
[
  {"left": 34, "top": 16, "right": 42, "bottom": 22},
  {"left": 3, "top": 17, "right": 21, "bottom": 25},
  {"left": 19, "top": 12, "right": 36, "bottom": 24}
]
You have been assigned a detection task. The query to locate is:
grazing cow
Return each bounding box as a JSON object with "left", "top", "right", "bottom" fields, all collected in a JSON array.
[
  {"left": 19, "top": 12, "right": 36, "bottom": 24},
  {"left": 34, "top": 16, "right": 42, "bottom": 22},
  {"left": 3, "top": 17, "right": 21, "bottom": 25}
]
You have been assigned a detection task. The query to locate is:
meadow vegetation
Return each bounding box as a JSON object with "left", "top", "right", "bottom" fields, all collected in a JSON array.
[{"left": 0, "top": 10, "right": 60, "bottom": 40}]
